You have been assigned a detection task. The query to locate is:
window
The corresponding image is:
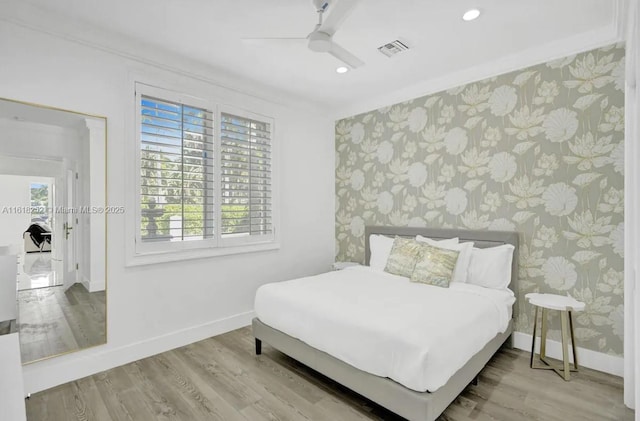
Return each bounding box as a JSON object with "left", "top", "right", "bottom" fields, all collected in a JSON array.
[
  {"left": 30, "top": 182, "right": 51, "bottom": 224},
  {"left": 135, "top": 83, "right": 275, "bottom": 256},
  {"left": 220, "top": 112, "right": 273, "bottom": 245},
  {"left": 139, "top": 94, "right": 215, "bottom": 244}
]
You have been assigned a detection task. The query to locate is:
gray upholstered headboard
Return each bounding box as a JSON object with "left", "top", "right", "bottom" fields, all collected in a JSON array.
[{"left": 364, "top": 226, "right": 520, "bottom": 318}]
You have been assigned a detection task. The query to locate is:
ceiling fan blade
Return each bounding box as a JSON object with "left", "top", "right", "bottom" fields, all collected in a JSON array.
[
  {"left": 241, "top": 37, "right": 307, "bottom": 45},
  {"left": 329, "top": 42, "right": 364, "bottom": 68},
  {"left": 320, "top": 0, "right": 362, "bottom": 36}
]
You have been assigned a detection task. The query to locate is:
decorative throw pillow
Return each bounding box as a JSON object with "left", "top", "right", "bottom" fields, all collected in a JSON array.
[
  {"left": 416, "top": 238, "right": 474, "bottom": 284},
  {"left": 384, "top": 237, "right": 423, "bottom": 278},
  {"left": 411, "top": 243, "right": 460, "bottom": 288}
]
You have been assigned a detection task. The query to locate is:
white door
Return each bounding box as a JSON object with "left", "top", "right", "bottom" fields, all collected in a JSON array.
[{"left": 62, "top": 169, "right": 76, "bottom": 291}]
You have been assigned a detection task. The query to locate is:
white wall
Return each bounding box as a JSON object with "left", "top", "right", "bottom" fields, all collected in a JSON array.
[
  {"left": 0, "top": 119, "right": 83, "bottom": 162},
  {"left": 0, "top": 175, "right": 31, "bottom": 248},
  {"left": 79, "top": 125, "right": 92, "bottom": 289},
  {"left": 0, "top": 254, "right": 18, "bottom": 322},
  {"left": 0, "top": 21, "right": 335, "bottom": 392}
]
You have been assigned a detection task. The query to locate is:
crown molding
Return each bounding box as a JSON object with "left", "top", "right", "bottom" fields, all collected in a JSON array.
[
  {"left": 0, "top": 3, "right": 330, "bottom": 115},
  {"left": 0, "top": 2, "right": 626, "bottom": 120},
  {"left": 333, "top": 9, "right": 624, "bottom": 120}
]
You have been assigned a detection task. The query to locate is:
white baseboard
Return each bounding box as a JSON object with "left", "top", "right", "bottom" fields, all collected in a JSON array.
[
  {"left": 80, "top": 277, "right": 105, "bottom": 292},
  {"left": 21, "top": 318, "right": 622, "bottom": 395},
  {"left": 22, "top": 310, "right": 255, "bottom": 394},
  {"left": 512, "top": 332, "right": 624, "bottom": 377},
  {"left": 89, "top": 279, "right": 105, "bottom": 292}
]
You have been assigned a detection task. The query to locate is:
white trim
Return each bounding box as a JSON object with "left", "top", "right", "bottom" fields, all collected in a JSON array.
[
  {"left": 84, "top": 117, "right": 107, "bottom": 296},
  {"left": 617, "top": 0, "right": 630, "bottom": 40},
  {"left": 333, "top": 24, "right": 623, "bottom": 120},
  {"left": 624, "top": 0, "right": 640, "bottom": 411},
  {"left": 512, "top": 332, "right": 624, "bottom": 377},
  {"left": 80, "top": 277, "right": 105, "bottom": 293},
  {"left": 215, "top": 103, "right": 223, "bottom": 249},
  {"left": 21, "top": 310, "right": 255, "bottom": 395},
  {"left": 127, "top": 81, "right": 280, "bottom": 265},
  {"left": 134, "top": 82, "right": 218, "bottom": 255},
  {"left": 126, "top": 241, "right": 280, "bottom": 266}
]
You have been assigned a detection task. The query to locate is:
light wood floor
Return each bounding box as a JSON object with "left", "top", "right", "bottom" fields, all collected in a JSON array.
[
  {"left": 18, "top": 284, "right": 106, "bottom": 363},
  {"left": 25, "top": 327, "right": 633, "bottom": 421}
]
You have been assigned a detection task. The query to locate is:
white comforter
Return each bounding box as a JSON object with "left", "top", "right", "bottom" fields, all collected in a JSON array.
[{"left": 254, "top": 266, "right": 514, "bottom": 392}]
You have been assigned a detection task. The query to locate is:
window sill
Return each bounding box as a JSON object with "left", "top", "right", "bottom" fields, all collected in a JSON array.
[{"left": 125, "top": 241, "right": 281, "bottom": 267}]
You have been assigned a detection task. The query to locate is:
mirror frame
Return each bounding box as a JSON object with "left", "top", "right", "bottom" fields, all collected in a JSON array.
[{"left": 0, "top": 96, "right": 108, "bottom": 364}]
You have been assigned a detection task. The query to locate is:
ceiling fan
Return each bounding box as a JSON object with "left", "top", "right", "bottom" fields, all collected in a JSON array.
[{"left": 242, "top": 0, "right": 364, "bottom": 69}]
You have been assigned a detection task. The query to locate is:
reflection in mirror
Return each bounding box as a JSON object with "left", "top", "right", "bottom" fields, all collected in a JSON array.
[{"left": 0, "top": 98, "right": 107, "bottom": 364}]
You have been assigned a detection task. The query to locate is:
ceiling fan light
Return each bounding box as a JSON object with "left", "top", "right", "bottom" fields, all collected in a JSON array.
[
  {"left": 462, "top": 9, "right": 481, "bottom": 21},
  {"left": 336, "top": 66, "right": 349, "bottom": 74},
  {"left": 308, "top": 31, "right": 332, "bottom": 52}
]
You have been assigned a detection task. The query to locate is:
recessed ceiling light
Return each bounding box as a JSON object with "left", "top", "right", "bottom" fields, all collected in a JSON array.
[
  {"left": 336, "top": 66, "right": 349, "bottom": 74},
  {"left": 462, "top": 9, "right": 481, "bottom": 21}
]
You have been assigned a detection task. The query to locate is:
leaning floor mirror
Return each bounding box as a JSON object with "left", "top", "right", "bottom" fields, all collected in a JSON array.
[{"left": 0, "top": 97, "right": 107, "bottom": 363}]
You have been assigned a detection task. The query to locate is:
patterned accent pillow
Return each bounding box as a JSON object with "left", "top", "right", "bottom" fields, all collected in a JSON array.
[
  {"left": 411, "top": 243, "right": 460, "bottom": 288},
  {"left": 384, "top": 237, "right": 423, "bottom": 278}
]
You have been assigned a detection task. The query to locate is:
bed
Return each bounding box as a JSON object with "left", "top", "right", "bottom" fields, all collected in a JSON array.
[{"left": 253, "top": 226, "right": 519, "bottom": 421}]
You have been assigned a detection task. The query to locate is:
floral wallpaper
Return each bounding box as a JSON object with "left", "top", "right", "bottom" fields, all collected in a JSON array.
[{"left": 335, "top": 44, "right": 625, "bottom": 356}]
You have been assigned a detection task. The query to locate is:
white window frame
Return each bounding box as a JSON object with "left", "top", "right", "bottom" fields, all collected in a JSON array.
[{"left": 130, "top": 82, "right": 279, "bottom": 265}]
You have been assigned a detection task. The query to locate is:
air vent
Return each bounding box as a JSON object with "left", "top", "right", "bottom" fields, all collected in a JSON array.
[{"left": 377, "top": 40, "right": 409, "bottom": 58}]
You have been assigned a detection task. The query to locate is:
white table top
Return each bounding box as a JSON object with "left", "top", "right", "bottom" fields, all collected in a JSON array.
[{"left": 525, "top": 293, "right": 585, "bottom": 311}]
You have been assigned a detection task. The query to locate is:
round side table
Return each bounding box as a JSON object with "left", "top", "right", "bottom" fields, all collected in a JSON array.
[{"left": 525, "top": 293, "right": 586, "bottom": 381}]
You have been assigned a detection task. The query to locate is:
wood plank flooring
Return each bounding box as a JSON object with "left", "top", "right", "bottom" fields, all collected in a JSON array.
[
  {"left": 18, "top": 284, "right": 106, "bottom": 363},
  {"left": 25, "top": 327, "right": 633, "bottom": 421}
]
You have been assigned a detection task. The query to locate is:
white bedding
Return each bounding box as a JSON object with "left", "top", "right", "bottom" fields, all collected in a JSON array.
[{"left": 254, "top": 266, "right": 515, "bottom": 392}]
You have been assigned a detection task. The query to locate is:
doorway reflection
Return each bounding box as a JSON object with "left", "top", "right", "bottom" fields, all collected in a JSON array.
[{"left": 0, "top": 97, "right": 107, "bottom": 363}]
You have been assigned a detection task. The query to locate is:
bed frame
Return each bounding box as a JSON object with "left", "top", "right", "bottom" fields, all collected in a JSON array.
[{"left": 253, "top": 226, "right": 519, "bottom": 421}]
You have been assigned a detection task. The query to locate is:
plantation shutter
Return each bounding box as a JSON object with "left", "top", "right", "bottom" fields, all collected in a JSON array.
[
  {"left": 220, "top": 112, "right": 273, "bottom": 241},
  {"left": 139, "top": 94, "right": 215, "bottom": 242}
]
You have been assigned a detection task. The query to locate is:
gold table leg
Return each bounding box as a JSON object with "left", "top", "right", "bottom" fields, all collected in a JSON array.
[
  {"left": 540, "top": 308, "right": 547, "bottom": 359},
  {"left": 530, "top": 306, "right": 538, "bottom": 368},
  {"left": 530, "top": 307, "right": 579, "bottom": 380},
  {"left": 569, "top": 311, "right": 579, "bottom": 370},
  {"left": 560, "top": 311, "right": 571, "bottom": 380}
]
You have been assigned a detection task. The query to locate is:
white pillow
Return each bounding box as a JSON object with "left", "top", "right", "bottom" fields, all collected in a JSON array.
[
  {"left": 369, "top": 235, "right": 395, "bottom": 270},
  {"left": 415, "top": 238, "right": 474, "bottom": 284},
  {"left": 415, "top": 235, "right": 459, "bottom": 246},
  {"left": 467, "top": 244, "right": 515, "bottom": 290}
]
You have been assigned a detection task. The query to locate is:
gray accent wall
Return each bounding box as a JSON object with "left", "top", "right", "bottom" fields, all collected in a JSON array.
[{"left": 335, "top": 44, "right": 625, "bottom": 356}]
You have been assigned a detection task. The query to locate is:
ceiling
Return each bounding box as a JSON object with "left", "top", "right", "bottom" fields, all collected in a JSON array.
[{"left": 15, "top": 0, "right": 620, "bottom": 110}]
